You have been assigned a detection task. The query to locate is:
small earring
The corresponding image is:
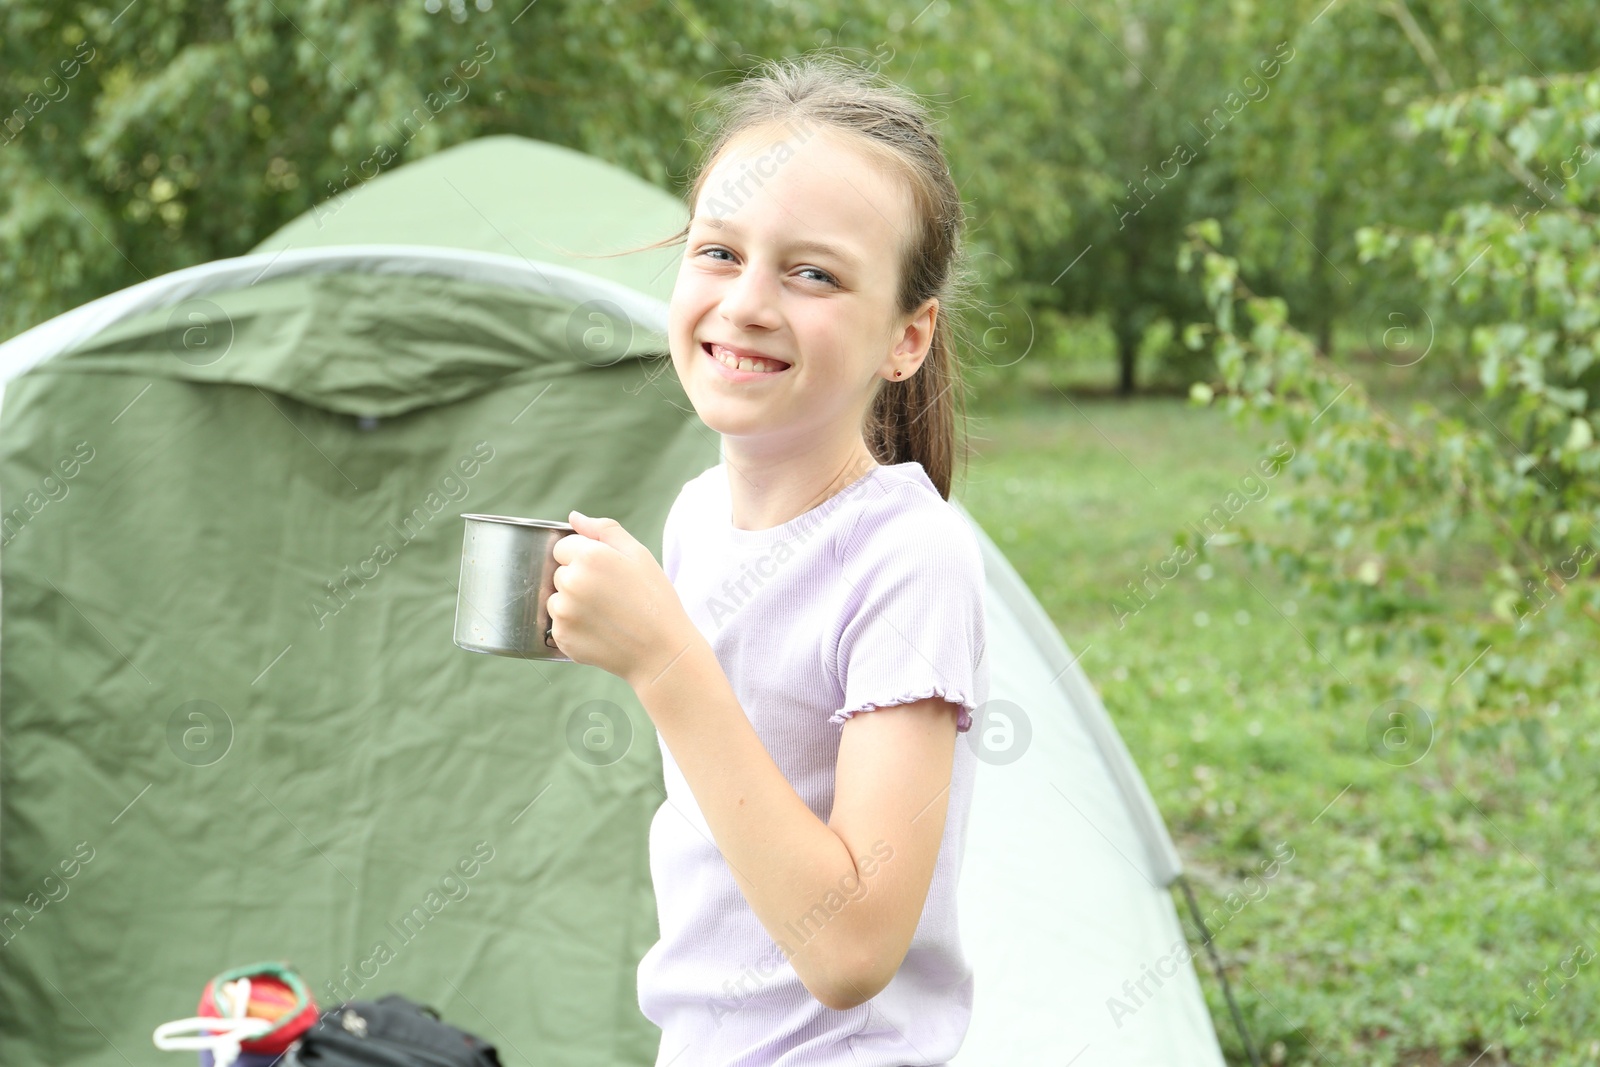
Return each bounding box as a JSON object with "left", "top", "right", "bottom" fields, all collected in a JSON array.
[{"left": 894, "top": 370, "right": 902, "bottom": 378}]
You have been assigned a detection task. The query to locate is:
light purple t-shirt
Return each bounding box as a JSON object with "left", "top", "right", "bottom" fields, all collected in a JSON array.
[{"left": 637, "top": 459, "right": 989, "bottom": 1067}]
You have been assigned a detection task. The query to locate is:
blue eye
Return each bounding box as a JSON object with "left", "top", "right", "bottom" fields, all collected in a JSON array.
[{"left": 797, "top": 266, "right": 837, "bottom": 286}]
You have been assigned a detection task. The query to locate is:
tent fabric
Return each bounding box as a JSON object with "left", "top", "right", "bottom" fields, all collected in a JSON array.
[
  {"left": 975, "top": 524, "right": 1182, "bottom": 886},
  {"left": 0, "top": 133, "right": 1226, "bottom": 1066},
  {"left": 0, "top": 273, "right": 710, "bottom": 1067},
  {"left": 0, "top": 246, "right": 673, "bottom": 415},
  {"left": 250, "top": 135, "right": 685, "bottom": 305},
  {"left": 952, "top": 518, "right": 1220, "bottom": 1064},
  {"left": 1, "top": 135, "right": 701, "bottom": 1067},
  {"left": 32, "top": 270, "right": 667, "bottom": 419}
]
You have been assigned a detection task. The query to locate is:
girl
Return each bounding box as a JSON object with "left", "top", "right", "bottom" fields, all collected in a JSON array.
[{"left": 547, "top": 53, "right": 988, "bottom": 1067}]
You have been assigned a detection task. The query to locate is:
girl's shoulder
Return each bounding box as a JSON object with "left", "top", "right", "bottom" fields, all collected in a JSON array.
[
  {"left": 685, "top": 461, "right": 725, "bottom": 495},
  {"left": 670, "top": 462, "right": 725, "bottom": 515},
  {"left": 837, "top": 461, "right": 982, "bottom": 572},
  {"left": 674, "top": 459, "right": 978, "bottom": 570}
]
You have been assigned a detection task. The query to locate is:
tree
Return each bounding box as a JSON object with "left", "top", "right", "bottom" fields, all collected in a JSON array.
[
  {"left": 1179, "top": 55, "right": 1600, "bottom": 741},
  {"left": 0, "top": 0, "right": 927, "bottom": 338}
]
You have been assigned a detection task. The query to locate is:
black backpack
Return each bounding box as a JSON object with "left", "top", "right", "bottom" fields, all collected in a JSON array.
[{"left": 283, "top": 994, "right": 501, "bottom": 1067}]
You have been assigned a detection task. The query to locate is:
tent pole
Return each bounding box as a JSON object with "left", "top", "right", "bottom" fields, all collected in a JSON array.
[{"left": 1176, "top": 873, "right": 1263, "bottom": 1067}]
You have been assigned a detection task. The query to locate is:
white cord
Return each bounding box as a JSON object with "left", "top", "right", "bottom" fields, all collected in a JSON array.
[
  {"left": 153, "top": 977, "right": 270, "bottom": 1067},
  {"left": 152, "top": 1014, "right": 273, "bottom": 1063}
]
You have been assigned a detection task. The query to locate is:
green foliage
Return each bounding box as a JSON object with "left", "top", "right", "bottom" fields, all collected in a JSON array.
[
  {"left": 6, "top": 0, "right": 1600, "bottom": 401},
  {"left": 1177, "top": 62, "right": 1600, "bottom": 757},
  {"left": 990, "top": 0, "right": 1600, "bottom": 393},
  {"left": 1363, "top": 68, "right": 1600, "bottom": 544},
  {"left": 0, "top": 0, "right": 936, "bottom": 338}
]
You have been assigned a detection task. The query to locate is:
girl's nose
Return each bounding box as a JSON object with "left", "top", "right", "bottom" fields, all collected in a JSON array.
[{"left": 718, "top": 264, "right": 782, "bottom": 331}]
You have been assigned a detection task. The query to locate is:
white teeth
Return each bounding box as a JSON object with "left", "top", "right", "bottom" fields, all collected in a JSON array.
[{"left": 713, "top": 345, "right": 783, "bottom": 373}]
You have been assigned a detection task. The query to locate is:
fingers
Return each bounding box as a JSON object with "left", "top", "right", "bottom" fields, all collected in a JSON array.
[
  {"left": 570, "top": 510, "right": 635, "bottom": 549},
  {"left": 553, "top": 530, "right": 601, "bottom": 563}
]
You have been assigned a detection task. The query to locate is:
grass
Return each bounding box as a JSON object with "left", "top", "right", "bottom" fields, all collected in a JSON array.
[{"left": 957, "top": 391, "right": 1600, "bottom": 1067}]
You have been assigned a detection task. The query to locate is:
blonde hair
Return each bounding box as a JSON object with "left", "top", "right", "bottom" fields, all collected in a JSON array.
[{"left": 631, "top": 52, "right": 976, "bottom": 500}]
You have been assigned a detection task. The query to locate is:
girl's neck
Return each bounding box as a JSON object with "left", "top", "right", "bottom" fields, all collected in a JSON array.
[{"left": 723, "top": 442, "right": 881, "bottom": 533}]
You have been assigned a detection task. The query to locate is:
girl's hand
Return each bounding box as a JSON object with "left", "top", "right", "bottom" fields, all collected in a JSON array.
[{"left": 548, "top": 510, "right": 697, "bottom": 689}]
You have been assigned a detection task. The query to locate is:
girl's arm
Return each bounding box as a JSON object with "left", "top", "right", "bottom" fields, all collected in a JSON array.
[
  {"left": 547, "top": 511, "right": 960, "bottom": 1010},
  {"left": 631, "top": 637, "right": 959, "bottom": 1013}
]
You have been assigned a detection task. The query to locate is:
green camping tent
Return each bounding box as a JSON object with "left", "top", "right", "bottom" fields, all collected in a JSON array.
[
  {"left": 0, "top": 135, "right": 1230, "bottom": 1066},
  {"left": 0, "top": 136, "right": 710, "bottom": 1067}
]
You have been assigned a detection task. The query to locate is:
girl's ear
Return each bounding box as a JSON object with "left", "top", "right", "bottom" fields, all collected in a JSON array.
[{"left": 892, "top": 297, "right": 938, "bottom": 367}]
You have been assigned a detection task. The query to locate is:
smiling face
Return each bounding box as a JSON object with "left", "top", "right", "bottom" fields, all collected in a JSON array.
[{"left": 668, "top": 123, "right": 936, "bottom": 460}]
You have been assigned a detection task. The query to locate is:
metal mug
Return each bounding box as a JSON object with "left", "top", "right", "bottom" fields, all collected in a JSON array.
[{"left": 454, "top": 513, "right": 575, "bottom": 661}]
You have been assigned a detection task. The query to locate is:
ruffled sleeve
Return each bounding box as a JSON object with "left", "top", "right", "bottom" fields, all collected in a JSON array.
[{"left": 827, "top": 507, "right": 986, "bottom": 733}]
